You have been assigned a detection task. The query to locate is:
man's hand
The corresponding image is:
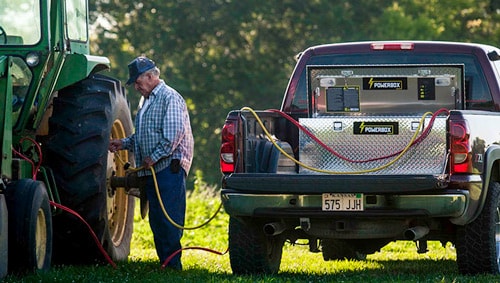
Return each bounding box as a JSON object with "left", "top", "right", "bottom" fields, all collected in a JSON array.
[
  {"left": 109, "top": 139, "right": 123, "bottom": 152},
  {"left": 143, "top": 156, "right": 154, "bottom": 169}
]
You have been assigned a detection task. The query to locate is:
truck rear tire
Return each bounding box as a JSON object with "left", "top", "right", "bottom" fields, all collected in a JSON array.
[
  {"left": 45, "top": 74, "right": 134, "bottom": 264},
  {"left": 0, "top": 194, "right": 8, "bottom": 278},
  {"left": 456, "top": 181, "right": 500, "bottom": 274},
  {"left": 5, "top": 179, "right": 52, "bottom": 273},
  {"left": 228, "top": 217, "right": 285, "bottom": 274}
]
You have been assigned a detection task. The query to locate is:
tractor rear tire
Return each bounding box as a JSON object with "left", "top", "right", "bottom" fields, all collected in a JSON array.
[
  {"left": 45, "top": 74, "right": 134, "bottom": 264},
  {"left": 5, "top": 179, "right": 52, "bottom": 273}
]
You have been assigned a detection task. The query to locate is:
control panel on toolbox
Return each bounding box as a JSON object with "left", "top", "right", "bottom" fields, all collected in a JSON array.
[{"left": 308, "top": 64, "right": 465, "bottom": 116}]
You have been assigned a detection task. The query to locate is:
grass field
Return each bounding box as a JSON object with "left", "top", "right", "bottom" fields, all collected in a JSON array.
[{"left": 4, "top": 184, "right": 500, "bottom": 282}]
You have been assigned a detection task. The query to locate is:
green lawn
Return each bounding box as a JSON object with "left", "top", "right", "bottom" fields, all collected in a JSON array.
[{"left": 4, "top": 186, "right": 500, "bottom": 282}]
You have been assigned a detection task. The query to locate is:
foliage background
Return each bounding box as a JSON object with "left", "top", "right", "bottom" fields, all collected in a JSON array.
[{"left": 89, "top": 0, "right": 500, "bottom": 186}]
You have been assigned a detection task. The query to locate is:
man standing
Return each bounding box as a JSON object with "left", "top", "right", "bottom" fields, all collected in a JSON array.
[{"left": 109, "top": 56, "right": 194, "bottom": 270}]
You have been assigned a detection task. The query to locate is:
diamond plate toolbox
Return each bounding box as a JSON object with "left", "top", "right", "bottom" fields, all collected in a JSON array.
[{"left": 298, "top": 115, "right": 447, "bottom": 175}]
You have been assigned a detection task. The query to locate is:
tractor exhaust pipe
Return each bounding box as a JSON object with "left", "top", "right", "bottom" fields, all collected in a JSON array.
[
  {"left": 404, "top": 226, "right": 430, "bottom": 240},
  {"left": 263, "top": 222, "right": 286, "bottom": 236}
]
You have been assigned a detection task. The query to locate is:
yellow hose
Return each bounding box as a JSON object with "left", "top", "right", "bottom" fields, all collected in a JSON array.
[
  {"left": 149, "top": 166, "right": 222, "bottom": 230},
  {"left": 114, "top": 154, "right": 222, "bottom": 230}
]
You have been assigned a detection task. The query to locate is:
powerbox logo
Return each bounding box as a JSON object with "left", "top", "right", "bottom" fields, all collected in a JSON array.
[
  {"left": 354, "top": 122, "right": 399, "bottom": 135},
  {"left": 363, "top": 77, "right": 408, "bottom": 90}
]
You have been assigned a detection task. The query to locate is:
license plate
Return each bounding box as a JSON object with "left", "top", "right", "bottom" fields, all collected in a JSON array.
[{"left": 322, "top": 193, "right": 364, "bottom": 211}]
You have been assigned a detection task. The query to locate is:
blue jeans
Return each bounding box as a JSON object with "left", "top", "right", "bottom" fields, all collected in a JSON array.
[{"left": 145, "top": 165, "right": 186, "bottom": 270}]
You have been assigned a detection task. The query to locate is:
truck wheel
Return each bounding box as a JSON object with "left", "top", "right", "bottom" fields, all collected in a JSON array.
[
  {"left": 5, "top": 179, "right": 52, "bottom": 273},
  {"left": 228, "top": 217, "right": 285, "bottom": 274},
  {"left": 0, "top": 194, "right": 8, "bottom": 278},
  {"left": 456, "top": 181, "right": 500, "bottom": 274},
  {"left": 321, "top": 239, "right": 367, "bottom": 260},
  {"left": 45, "top": 74, "right": 134, "bottom": 264}
]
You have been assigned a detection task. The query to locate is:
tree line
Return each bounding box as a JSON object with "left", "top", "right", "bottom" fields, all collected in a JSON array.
[{"left": 89, "top": 0, "right": 500, "bottom": 186}]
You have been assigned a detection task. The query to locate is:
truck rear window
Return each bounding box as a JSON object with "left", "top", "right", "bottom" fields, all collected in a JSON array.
[{"left": 289, "top": 53, "right": 493, "bottom": 113}]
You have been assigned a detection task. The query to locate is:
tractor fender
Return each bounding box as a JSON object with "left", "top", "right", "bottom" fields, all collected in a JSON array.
[{"left": 53, "top": 53, "right": 110, "bottom": 91}]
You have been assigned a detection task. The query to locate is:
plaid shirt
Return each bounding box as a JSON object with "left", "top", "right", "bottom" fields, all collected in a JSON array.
[{"left": 122, "top": 80, "right": 194, "bottom": 177}]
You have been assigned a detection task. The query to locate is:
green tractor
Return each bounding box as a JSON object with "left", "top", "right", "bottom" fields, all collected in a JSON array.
[{"left": 0, "top": 0, "right": 135, "bottom": 277}]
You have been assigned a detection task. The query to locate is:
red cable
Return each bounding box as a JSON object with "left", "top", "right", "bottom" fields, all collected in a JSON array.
[
  {"left": 267, "top": 108, "right": 450, "bottom": 163},
  {"left": 49, "top": 201, "right": 117, "bottom": 269},
  {"left": 20, "top": 135, "right": 226, "bottom": 269},
  {"left": 20, "top": 137, "right": 43, "bottom": 179},
  {"left": 12, "top": 137, "right": 44, "bottom": 180},
  {"left": 12, "top": 137, "right": 115, "bottom": 268},
  {"left": 161, "top": 246, "right": 228, "bottom": 269},
  {"left": 50, "top": 198, "right": 229, "bottom": 270}
]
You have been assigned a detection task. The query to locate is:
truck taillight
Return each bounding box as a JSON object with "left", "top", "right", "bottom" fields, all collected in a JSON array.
[
  {"left": 449, "top": 120, "right": 471, "bottom": 173},
  {"left": 370, "top": 42, "right": 414, "bottom": 50},
  {"left": 220, "top": 120, "right": 237, "bottom": 173}
]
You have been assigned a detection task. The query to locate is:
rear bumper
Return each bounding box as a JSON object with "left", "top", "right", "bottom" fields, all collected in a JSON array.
[{"left": 221, "top": 190, "right": 468, "bottom": 219}]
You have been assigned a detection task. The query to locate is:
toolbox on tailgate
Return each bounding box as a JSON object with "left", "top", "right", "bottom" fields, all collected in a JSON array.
[{"left": 298, "top": 115, "right": 448, "bottom": 175}]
